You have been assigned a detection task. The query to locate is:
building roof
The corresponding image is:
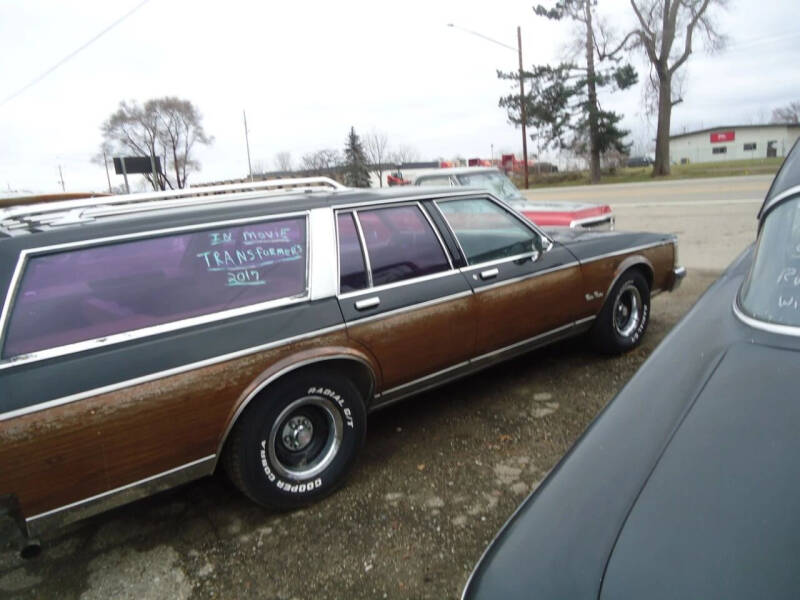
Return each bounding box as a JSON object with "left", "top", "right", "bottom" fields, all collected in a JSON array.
[{"left": 669, "top": 123, "right": 800, "bottom": 140}]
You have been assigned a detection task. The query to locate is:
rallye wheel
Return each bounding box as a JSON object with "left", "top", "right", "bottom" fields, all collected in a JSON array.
[
  {"left": 224, "top": 369, "right": 366, "bottom": 509},
  {"left": 591, "top": 270, "right": 650, "bottom": 354}
]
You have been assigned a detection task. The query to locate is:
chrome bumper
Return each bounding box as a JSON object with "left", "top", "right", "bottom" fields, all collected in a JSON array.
[{"left": 671, "top": 266, "right": 687, "bottom": 290}]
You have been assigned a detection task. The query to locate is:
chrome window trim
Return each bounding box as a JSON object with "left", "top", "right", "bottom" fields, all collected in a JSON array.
[
  {"left": 761, "top": 183, "right": 800, "bottom": 218},
  {"left": 417, "top": 201, "right": 454, "bottom": 270},
  {"left": 0, "top": 323, "right": 346, "bottom": 422},
  {"left": 337, "top": 268, "right": 461, "bottom": 300},
  {"left": 344, "top": 290, "right": 473, "bottom": 325},
  {"left": 213, "top": 354, "right": 377, "bottom": 460},
  {"left": 461, "top": 251, "right": 549, "bottom": 273},
  {"left": 351, "top": 210, "right": 374, "bottom": 288},
  {"left": 333, "top": 189, "right": 479, "bottom": 210},
  {"left": 429, "top": 200, "right": 468, "bottom": 263},
  {"left": 0, "top": 212, "right": 311, "bottom": 368},
  {"left": 26, "top": 455, "right": 216, "bottom": 535},
  {"left": 578, "top": 239, "right": 675, "bottom": 265},
  {"left": 732, "top": 295, "right": 800, "bottom": 337}
]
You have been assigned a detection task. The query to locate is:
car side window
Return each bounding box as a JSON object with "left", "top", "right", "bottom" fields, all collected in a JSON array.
[
  {"left": 2, "top": 217, "right": 307, "bottom": 358},
  {"left": 356, "top": 205, "right": 450, "bottom": 287},
  {"left": 337, "top": 211, "right": 369, "bottom": 293},
  {"left": 437, "top": 198, "right": 537, "bottom": 265}
]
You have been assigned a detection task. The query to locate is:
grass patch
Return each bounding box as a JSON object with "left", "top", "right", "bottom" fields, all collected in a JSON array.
[{"left": 513, "top": 157, "right": 784, "bottom": 188}]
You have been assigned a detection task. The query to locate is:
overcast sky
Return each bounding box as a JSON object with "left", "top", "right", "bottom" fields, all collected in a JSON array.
[{"left": 1, "top": 0, "right": 798, "bottom": 192}]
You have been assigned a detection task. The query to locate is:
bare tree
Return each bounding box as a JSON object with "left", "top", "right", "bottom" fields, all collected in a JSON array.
[
  {"left": 630, "top": 0, "right": 727, "bottom": 176},
  {"left": 771, "top": 101, "right": 800, "bottom": 124},
  {"left": 251, "top": 159, "right": 267, "bottom": 176},
  {"left": 300, "top": 149, "right": 341, "bottom": 175},
  {"left": 100, "top": 97, "right": 213, "bottom": 190},
  {"left": 274, "top": 151, "right": 293, "bottom": 173},
  {"left": 363, "top": 131, "right": 390, "bottom": 187},
  {"left": 388, "top": 144, "right": 421, "bottom": 166}
]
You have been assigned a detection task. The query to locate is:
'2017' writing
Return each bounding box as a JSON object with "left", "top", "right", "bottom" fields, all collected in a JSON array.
[{"left": 227, "top": 270, "right": 264, "bottom": 286}]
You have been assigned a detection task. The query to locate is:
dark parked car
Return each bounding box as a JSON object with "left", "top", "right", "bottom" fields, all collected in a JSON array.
[
  {"left": 626, "top": 155, "right": 654, "bottom": 167},
  {"left": 0, "top": 177, "right": 682, "bottom": 548},
  {"left": 463, "top": 141, "right": 800, "bottom": 599}
]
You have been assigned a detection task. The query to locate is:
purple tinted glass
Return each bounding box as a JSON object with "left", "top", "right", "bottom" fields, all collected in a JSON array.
[
  {"left": 358, "top": 206, "right": 449, "bottom": 286},
  {"left": 337, "top": 212, "right": 368, "bottom": 292},
  {"left": 3, "top": 217, "right": 307, "bottom": 358}
]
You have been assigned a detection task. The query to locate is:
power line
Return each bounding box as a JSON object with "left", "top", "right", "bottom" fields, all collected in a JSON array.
[{"left": 0, "top": 0, "right": 152, "bottom": 108}]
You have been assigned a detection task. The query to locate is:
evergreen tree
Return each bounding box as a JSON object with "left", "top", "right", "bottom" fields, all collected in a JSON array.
[
  {"left": 498, "top": 1, "right": 637, "bottom": 183},
  {"left": 342, "top": 127, "right": 371, "bottom": 188}
]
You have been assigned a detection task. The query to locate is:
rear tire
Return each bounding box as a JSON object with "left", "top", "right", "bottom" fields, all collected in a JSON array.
[
  {"left": 224, "top": 369, "right": 366, "bottom": 510},
  {"left": 591, "top": 270, "right": 650, "bottom": 354}
]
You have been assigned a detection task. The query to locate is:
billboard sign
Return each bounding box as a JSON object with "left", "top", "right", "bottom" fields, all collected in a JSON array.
[
  {"left": 113, "top": 156, "right": 162, "bottom": 175},
  {"left": 710, "top": 131, "right": 735, "bottom": 143}
]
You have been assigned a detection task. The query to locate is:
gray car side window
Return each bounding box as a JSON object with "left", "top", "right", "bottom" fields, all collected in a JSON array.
[{"left": 436, "top": 198, "right": 536, "bottom": 265}]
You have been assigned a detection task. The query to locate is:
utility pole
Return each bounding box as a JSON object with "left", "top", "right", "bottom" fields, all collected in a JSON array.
[
  {"left": 517, "top": 26, "right": 529, "bottom": 189},
  {"left": 446, "top": 23, "right": 529, "bottom": 188},
  {"left": 57, "top": 165, "right": 65, "bottom": 192},
  {"left": 243, "top": 109, "right": 253, "bottom": 182},
  {"left": 103, "top": 150, "right": 112, "bottom": 193}
]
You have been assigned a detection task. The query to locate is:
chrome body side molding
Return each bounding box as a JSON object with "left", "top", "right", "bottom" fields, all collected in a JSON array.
[
  {"left": 371, "top": 316, "right": 595, "bottom": 411},
  {"left": 25, "top": 455, "right": 216, "bottom": 536}
]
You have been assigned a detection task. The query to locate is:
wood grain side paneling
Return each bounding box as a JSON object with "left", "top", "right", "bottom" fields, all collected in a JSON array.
[
  {"left": 0, "top": 330, "right": 353, "bottom": 518},
  {"left": 472, "top": 266, "right": 585, "bottom": 356},
  {"left": 346, "top": 294, "right": 477, "bottom": 390}
]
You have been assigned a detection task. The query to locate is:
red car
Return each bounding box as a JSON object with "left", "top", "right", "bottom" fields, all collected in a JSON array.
[{"left": 414, "top": 167, "right": 614, "bottom": 231}]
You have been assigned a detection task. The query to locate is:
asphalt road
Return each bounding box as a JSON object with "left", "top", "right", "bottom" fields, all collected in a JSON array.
[
  {"left": 0, "top": 176, "right": 767, "bottom": 600},
  {"left": 526, "top": 174, "right": 772, "bottom": 270}
]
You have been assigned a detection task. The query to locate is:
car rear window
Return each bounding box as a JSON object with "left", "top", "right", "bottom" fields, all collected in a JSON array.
[
  {"left": 356, "top": 205, "right": 449, "bottom": 287},
  {"left": 2, "top": 216, "right": 307, "bottom": 358}
]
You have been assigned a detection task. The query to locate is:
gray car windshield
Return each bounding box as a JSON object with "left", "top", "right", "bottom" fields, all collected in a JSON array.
[
  {"left": 456, "top": 171, "right": 524, "bottom": 203},
  {"left": 739, "top": 196, "right": 800, "bottom": 328}
]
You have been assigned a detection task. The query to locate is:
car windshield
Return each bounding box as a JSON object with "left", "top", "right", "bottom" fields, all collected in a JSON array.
[
  {"left": 739, "top": 195, "right": 800, "bottom": 328},
  {"left": 455, "top": 171, "right": 524, "bottom": 203}
]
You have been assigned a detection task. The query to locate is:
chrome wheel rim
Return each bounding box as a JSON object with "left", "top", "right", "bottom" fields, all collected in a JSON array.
[
  {"left": 268, "top": 396, "right": 343, "bottom": 480},
  {"left": 613, "top": 283, "right": 642, "bottom": 338}
]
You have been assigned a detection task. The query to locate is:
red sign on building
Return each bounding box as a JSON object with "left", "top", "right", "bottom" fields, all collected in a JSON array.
[{"left": 710, "top": 130, "right": 735, "bottom": 143}]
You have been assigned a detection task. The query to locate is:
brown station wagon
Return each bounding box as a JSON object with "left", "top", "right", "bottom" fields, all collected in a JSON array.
[{"left": 0, "top": 177, "right": 684, "bottom": 549}]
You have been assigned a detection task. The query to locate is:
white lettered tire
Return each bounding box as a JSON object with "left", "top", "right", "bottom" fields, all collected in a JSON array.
[
  {"left": 591, "top": 270, "right": 650, "bottom": 354},
  {"left": 224, "top": 369, "right": 366, "bottom": 509}
]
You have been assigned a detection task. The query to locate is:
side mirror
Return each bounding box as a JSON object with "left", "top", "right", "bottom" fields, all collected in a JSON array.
[{"left": 531, "top": 235, "right": 553, "bottom": 262}]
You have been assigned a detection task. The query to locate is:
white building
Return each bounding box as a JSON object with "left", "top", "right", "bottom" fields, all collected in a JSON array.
[{"left": 669, "top": 123, "right": 800, "bottom": 164}]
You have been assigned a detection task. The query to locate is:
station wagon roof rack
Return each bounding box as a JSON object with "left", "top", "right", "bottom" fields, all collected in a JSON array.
[{"left": 0, "top": 176, "right": 347, "bottom": 234}]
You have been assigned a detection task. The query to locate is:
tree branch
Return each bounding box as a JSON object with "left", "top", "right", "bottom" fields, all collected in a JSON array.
[{"left": 669, "top": 0, "right": 711, "bottom": 74}]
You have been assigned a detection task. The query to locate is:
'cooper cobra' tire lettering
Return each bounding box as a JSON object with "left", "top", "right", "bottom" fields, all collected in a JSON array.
[{"left": 225, "top": 368, "right": 366, "bottom": 509}]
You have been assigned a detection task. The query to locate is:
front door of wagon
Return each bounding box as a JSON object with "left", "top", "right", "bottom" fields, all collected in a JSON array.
[
  {"left": 435, "top": 197, "right": 584, "bottom": 357},
  {"left": 335, "top": 204, "right": 476, "bottom": 392}
]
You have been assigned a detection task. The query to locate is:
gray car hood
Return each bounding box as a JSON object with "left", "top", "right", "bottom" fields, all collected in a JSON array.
[{"left": 601, "top": 341, "right": 800, "bottom": 600}]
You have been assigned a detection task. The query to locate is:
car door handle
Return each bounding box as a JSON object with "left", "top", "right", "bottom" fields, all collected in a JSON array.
[
  {"left": 479, "top": 268, "right": 499, "bottom": 280},
  {"left": 355, "top": 297, "right": 380, "bottom": 310}
]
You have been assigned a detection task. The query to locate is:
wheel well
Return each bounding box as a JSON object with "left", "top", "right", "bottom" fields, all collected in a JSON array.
[
  {"left": 627, "top": 262, "right": 654, "bottom": 290},
  {"left": 216, "top": 357, "right": 376, "bottom": 467}
]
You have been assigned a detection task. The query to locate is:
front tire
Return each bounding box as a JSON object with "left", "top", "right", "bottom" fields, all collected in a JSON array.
[
  {"left": 591, "top": 270, "right": 650, "bottom": 354},
  {"left": 224, "top": 369, "right": 366, "bottom": 510}
]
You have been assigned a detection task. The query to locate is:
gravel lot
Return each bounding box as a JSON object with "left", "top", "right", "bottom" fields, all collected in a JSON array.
[{"left": 1, "top": 177, "right": 764, "bottom": 599}]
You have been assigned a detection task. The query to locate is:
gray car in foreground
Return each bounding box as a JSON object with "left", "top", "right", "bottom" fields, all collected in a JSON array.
[{"left": 463, "top": 140, "right": 800, "bottom": 599}]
